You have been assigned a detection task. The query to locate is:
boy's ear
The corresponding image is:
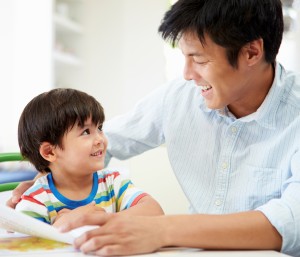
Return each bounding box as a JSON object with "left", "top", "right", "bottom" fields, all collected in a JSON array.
[
  {"left": 242, "top": 38, "right": 264, "bottom": 66},
  {"left": 39, "top": 142, "right": 56, "bottom": 162}
]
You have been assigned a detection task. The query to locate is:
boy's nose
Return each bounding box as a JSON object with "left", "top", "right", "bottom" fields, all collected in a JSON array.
[{"left": 95, "top": 134, "right": 104, "bottom": 144}]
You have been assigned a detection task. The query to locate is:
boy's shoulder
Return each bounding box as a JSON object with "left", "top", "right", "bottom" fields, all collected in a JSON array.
[
  {"left": 96, "top": 169, "right": 121, "bottom": 179},
  {"left": 23, "top": 173, "right": 50, "bottom": 196},
  {"left": 96, "top": 168, "right": 130, "bottom": 179}
]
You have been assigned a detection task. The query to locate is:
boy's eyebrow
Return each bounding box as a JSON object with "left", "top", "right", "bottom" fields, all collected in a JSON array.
[
  {"left": 82, "top": 121, "right": 103, "bottom": 127},
  {"left": 82, "top": 122, "right": 92, "bottom": 127}
]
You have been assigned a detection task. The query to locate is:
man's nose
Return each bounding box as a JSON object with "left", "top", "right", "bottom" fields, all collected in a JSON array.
[{"left": 183, "top": 58, "right": 195, "bottom": 81}]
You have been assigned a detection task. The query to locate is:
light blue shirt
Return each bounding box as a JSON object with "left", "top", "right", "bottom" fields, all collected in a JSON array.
[{"left": 104, "top": 63, "right": 300, "bottom": 256}]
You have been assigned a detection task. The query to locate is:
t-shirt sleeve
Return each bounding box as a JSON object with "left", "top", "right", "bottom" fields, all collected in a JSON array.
[
  {"left": 103, "top": 170, "right": 148, "bottom": 212},
  {"left": 15, "top": 179, "right": 54, "bottom": 224}
]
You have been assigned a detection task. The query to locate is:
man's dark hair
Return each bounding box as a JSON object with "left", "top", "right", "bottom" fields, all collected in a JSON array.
[
  {"left": 158, "top": 0, "right": 283, "bottom": 67},
  {"left": 18, "top": 88, "right": 105, "bottom": 172}
]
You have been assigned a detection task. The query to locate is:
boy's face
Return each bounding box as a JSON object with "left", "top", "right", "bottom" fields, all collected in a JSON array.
[
  {"left": 179, "top": 32, "right": 264, "bottom": 117},
  {"left": 51, "top": 117, "right": 107, "bottom": 176}
]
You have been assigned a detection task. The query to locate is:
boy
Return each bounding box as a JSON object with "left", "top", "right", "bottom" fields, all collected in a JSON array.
[{"left": 16, "top": 88, "right": 163, "bottom": 225}]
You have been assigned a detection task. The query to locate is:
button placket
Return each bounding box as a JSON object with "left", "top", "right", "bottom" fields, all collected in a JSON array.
[
  {"left": 214, "top": 199, "right": 223, "bottom": 206},
  {"left": 213, "top": 123, "right": 241, "bottom": 212},
  {"left": 231, "top": 126, "right": 237, "bottom": 134}
]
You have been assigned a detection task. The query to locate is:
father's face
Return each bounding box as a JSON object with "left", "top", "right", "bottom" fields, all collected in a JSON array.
[{"left": 179, "top": 32, "right": 255, "bottom": 116}]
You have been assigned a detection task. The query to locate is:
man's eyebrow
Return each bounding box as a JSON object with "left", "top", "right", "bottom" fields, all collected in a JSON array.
[{"left": 187, "top": 52, "right": 204, "bottom": 57}]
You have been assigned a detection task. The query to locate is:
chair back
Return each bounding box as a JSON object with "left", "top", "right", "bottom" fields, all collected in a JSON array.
[{"left": 0, "top": 152, "right": 24, "bottom": 192}]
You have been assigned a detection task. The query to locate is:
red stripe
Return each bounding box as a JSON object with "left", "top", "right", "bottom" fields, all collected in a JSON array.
[
  {"left": 28, "top": 187, "right": 46, "bottom": 198},
  {"left": 21, "top": 195, "right": 45, "bottom": 206},
  {"left": 130, "top": 193, "right": 148, "bottom": 207}
]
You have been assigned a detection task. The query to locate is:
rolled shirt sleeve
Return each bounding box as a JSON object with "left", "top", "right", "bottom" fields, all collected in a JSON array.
[{"left": 257, "top": 150, "right": 300, "bottom": 256}]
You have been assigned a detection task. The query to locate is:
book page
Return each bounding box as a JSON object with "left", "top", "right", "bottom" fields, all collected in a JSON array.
[
  {"left": 0, "top": 233, "right": 74, "bottom": 255},
  {"left": 0, "top": 205, "right": 74, "bottom": 244}
]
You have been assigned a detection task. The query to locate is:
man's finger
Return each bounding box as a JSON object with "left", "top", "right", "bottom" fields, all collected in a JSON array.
[{"left": 6, "top": 180, "right": 34, "bottom": 208}]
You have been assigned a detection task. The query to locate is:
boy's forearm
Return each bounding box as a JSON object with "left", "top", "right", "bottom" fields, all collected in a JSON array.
[{"left": 120, "top": 196, "right": 164, "bottom": 216}]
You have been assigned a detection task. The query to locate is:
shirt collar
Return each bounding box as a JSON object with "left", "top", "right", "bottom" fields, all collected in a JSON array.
[{"left": 246, "top": 62, "right": 285, "bottom": 129}]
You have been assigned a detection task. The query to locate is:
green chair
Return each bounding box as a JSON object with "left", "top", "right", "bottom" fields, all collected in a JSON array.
[{"left": 0, "top": 152, "right": 23, "bottom": 192}]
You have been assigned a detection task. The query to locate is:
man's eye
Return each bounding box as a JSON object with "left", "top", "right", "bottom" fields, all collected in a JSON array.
[{"left": 195, "top": 60, "right": 208, "bottom": 65}]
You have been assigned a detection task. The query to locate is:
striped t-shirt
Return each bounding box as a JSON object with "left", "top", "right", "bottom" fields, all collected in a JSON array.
[{"left": 16, "top": 170, "right": 147, "bottom": 224}]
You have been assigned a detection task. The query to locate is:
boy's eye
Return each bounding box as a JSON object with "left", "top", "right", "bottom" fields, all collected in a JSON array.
[
  {"left": 82, "top": 129, "right": 90, "bottom": 135},
  {"left": 98, "top": 125, "right": 103, "bottom": 132}
]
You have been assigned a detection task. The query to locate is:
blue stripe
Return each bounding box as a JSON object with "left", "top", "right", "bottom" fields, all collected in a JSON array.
[
  {"left": 47, "top": 172, "right": 98, "bottom": 209},
  {"left": 94, "top": 194, "right": 113, "bottom": 204},
  {"left": 118, "top": 181, "right": 132, "bottom": 199},
  {"left": 125, "top": 191, "right": 143, "bottom": 209}
]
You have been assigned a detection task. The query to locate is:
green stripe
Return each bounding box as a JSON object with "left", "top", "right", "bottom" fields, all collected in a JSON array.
[{"left": 21, "top": 211, "right": 50, "bottom": 223}]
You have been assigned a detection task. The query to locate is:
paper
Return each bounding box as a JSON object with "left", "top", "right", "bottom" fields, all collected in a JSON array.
[{"left": 0, "top": 205, "right": 74, "bottom": 244}]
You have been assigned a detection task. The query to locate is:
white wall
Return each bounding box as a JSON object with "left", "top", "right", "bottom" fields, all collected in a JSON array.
[
  {"left": 0, "top": 0, "right": 52, "bottom": 152},
  {"left": 79, "top": 0, "right": 168, "bottom": 117},
  {"left": 277, "top": 10, "right": 300, "bottom": 73}
]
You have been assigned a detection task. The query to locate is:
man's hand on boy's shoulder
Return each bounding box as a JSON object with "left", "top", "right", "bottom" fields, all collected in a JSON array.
[{"left": 6, "top": 180, "right": 34, "bottom": 208}]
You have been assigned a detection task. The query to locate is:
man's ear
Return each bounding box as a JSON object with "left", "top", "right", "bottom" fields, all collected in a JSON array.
[
  {"left": 39, "top": 142, "right": 56, "bottom": 162},
  {"left": 242, "top": 38, "right": 264, "bottom": 66}
]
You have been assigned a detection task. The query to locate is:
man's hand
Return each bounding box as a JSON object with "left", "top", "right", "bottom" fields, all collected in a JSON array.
[
  {"left": 58, "top": 213, "right": 165, "bottom": 256},
  {"left": 6, "top": 180, "right": 34, "bottom": 208}
]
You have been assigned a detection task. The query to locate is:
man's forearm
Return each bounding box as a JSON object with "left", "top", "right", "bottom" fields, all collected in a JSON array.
[{"left": 161, "top": 210, "right": 282, "bottom": 250}]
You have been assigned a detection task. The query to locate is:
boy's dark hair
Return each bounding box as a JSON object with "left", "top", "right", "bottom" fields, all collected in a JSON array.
[
  {"left": 18, "top": 88, "right": 105, "bottom": 172},
  {"left": 158, "top": 0, "right": 283, "bottom": 67}
]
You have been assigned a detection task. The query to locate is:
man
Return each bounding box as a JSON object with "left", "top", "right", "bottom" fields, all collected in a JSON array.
[{"left": 9, "top": 0, "right": 300, "bottom": 256}]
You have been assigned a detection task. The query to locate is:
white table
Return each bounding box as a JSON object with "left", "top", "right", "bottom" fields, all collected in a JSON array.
[{"left": 0, "top": 248, "right": 291, "bottom": 257}]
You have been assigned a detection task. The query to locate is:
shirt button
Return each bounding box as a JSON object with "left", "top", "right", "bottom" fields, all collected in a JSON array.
[
  {"left": 215, "top": 199, "right": 222, "bottom": 206},
  {"left": 231, "top": 126, "right": 237, "bottom": 134},
  {"left": 222, "top": 162, "right": 228, "bottom": 169}
]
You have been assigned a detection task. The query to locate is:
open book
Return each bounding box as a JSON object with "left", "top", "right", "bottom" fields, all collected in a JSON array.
[{"left": 0, "top": 205, "right": 98, "bottom": 244}]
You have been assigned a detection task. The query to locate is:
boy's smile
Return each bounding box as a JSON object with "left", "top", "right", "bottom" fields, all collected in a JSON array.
[{"left": 50, "top": 117, "right": 108, "bottom": 179}]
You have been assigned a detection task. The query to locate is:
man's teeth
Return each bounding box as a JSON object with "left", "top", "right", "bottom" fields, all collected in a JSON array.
[{"left": 200, "top": 85, "right": 212, "bottom": 91}]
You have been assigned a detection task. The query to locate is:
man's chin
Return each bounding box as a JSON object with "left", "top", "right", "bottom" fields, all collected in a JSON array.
[{"left": 204, "top": 100, "right": 223, "bottom": 110}]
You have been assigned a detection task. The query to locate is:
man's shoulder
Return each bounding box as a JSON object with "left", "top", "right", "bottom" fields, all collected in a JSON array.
[
  {"left": 164, "top": 77, "right": 200, "bottom": 102},
  {"left": 280, "top": 67, "right": 300, "bottom": 108},
  {"left": 167, "top": 77, "right": 196, "bottom": 91}
]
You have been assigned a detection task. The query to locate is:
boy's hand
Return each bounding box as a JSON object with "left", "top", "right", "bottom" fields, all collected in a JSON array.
[
  {"left": 53, "top": 202, "right": 106, "bottom": 228},
  {"left": 55, "top": 208, "right": 72, "bottom": 223},
  {"left": 6, "top": 180, "right": 34, "bottom": 208}
]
